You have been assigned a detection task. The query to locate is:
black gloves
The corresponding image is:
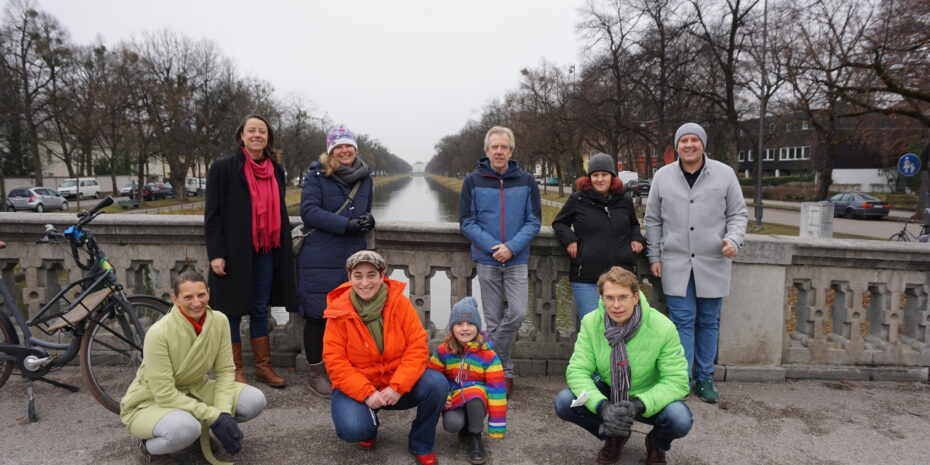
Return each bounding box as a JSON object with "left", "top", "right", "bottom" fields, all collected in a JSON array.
[
  {"left": 210, "top": 413, "right": 243, "bottom": 455},
  {"left": 358, "top": 213, "right": 376, "bottom": 232},
  {"left": 597, "top": 398, "right": 645, "bottom": 437},
  {"left": 345, "top": 219, "right": 364, "bottom": 235},
  {"left": 345, "top": 214, "right": 376, "bottom": 235}
]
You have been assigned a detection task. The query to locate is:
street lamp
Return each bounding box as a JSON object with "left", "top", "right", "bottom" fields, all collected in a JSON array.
[{"left": 754, "top": 0, "right": 769, "bottom": 231}]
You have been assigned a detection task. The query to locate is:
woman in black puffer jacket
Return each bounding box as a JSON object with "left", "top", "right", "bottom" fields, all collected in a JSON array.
[{"left": 552, "top": 153, "right": 645, "bottom": 322}]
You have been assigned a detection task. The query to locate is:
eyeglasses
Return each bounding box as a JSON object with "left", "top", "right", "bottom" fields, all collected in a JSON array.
[{"left": 602, "top": 295, "right": 636, "bottom": 305}]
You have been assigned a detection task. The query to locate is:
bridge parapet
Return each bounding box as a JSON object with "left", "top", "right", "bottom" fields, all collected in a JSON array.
[{"left": 1, "top": 213, "right": 928, "bottom": 381}]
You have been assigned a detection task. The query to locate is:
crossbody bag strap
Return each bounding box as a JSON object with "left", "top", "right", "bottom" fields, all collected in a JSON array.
[{"left": 302, "top": 181, "right": 364, "bottom": 238}]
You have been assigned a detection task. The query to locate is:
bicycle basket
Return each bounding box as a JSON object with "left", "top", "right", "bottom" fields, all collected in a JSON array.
[{"left": 37, "top": 286, "right": 114, "bottom": 335}]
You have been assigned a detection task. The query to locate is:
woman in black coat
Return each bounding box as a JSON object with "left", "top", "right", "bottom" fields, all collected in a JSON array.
[
  {"left": 552, "top": 153, "right": 645, "bottom": 322},
  {"left": 296, "top": 124, "right": 374, "bottom": 398},
  {"left": 205, "top": 114, "right": 298, "bottom": 388}
]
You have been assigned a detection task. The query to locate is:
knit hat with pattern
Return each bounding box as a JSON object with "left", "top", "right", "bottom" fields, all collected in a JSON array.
[{"left": 327, "top": 124, "right": 358, "bottom": 154}]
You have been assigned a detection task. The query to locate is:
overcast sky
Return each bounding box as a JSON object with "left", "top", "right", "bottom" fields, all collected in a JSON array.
[{"left": 39, "top": 0, "right": 588, "bottom": 165}]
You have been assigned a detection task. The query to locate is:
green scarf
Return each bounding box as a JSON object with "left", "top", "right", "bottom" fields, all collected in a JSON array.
[{"left": 351, "top": 283, "right": 388, "bottom": 354}]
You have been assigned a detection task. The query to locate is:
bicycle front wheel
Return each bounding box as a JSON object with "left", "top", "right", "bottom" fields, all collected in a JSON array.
[
  {"left": 79, "top": 295, "right": 168, "bottom": 414},
  {"left": 889, "top": 232, "right": 910, "bottom": 241}
]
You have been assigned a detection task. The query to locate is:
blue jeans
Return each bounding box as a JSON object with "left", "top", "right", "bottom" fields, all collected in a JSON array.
[
  {"left": 570, "top": 282, "right": 601, "bottom": 322},
  {"left": 665, "top": 272, "right": 722, "bottom": 382},
  {"left": 553, "top": 385, "right": 692, "bottom": 452},
  {"left": 330, "top": 368, "right": 448, "bottom": 455},
  {"left": 229, "top": 250, "right": 272, "bottom": 343}
]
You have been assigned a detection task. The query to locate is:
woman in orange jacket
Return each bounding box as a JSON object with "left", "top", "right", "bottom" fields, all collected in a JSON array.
[{"left": 322, "top": 250, "right": 448, "bottom": 465}]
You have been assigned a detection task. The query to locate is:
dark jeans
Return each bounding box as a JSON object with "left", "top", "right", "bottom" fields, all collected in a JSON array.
[
  {"left": 553, "top": 382, "right": 692, "bottom": 452},
  {"left": 303, "top": 317, "right": 326, "bottom": 364},
  {"left": 229, "top": 250, "right": 272, "bottom": 343},
  {"left": 330, "top": 368, "right": 448, "bottom": 455}
]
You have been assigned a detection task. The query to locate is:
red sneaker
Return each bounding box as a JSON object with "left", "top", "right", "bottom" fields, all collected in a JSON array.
[
  {"left": 413, "top": 453, "right": 438, "bottom": 464},
  {"left": 358, "top": 438, "right": 376, "bottom": 450}
]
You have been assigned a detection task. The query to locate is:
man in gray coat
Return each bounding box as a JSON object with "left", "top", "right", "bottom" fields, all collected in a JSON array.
[{"left": 644, "top": 122, "right": 747, "bottom": 403}]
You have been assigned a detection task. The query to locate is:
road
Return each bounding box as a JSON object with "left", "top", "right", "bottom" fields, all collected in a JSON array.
[{"left": 753, "top": 207, "right": 920, "bottom": 239}]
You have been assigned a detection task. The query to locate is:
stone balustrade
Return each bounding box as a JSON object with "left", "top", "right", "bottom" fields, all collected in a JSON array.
[{"left": 1, "top": 212, "right": 928, "bottom": 382}]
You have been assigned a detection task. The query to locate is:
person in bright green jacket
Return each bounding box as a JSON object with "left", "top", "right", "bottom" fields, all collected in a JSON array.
[
  {"left": 121, "top": 271, "right": 267, "bottom": 465},
  {"left": 554, "top": 266, "right": 691, "bottom": 465}
]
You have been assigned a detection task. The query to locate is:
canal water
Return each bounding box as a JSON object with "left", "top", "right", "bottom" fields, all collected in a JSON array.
[
  {"left": 276, "top": 175, "right": 472, "bottom": 329},
  {"left": 372, "top": 175, "right": 476, "bottom": 329}
]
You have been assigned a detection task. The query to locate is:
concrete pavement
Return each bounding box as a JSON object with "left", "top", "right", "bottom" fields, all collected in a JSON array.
[{"left": 2, "top": 367, "right": 929, "bottom": 464}]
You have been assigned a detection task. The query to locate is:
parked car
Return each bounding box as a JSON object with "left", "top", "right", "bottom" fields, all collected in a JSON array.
[
  {"left": 129, "top": 182, "right": 174, "bottom": 201},
  {"left": 825, "top": 192, "right": 890, "bottom": 219},
  {"left": 627, "top": 179, "right": 651, "bottom": 197},
  {"left": 6, "top": 187, "right": 69, "bottom": 212},
  {"left": 118, "top": 182, "right": 138, "bottom": 196},
  {"left": 57, "top": 177, "right": 100, "bottom": 200},
  {"left": 544, "top": 177, "right": 559, "bottom": 186}
]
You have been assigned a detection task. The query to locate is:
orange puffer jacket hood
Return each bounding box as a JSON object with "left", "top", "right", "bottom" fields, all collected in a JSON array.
[{"left": 322, "top": 277, "right": 429, "bottom": 402}]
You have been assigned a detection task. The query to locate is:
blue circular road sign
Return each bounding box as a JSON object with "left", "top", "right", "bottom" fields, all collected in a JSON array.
[{"left": 898, "top": 153, "right": 921, "bottom": 177}]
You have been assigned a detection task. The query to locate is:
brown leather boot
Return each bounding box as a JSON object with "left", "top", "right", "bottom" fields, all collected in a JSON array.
[
  {"left": 306, "top": 361, "right": 332, "bottom": 398},
  {"left": 596, "top": 435, "right": 629, "bottom": 464},
  {"left": 231, "top": 342, "right": 247, "bottom": 384},
  {"left": 645, "top": 430, "right": 667, "bottom": 464},
  {"left": 250, "top": 336, "right": 285, "bottom": 388},
  {"left": 505, "top": 377, "right": 514, "bottom": 399}
]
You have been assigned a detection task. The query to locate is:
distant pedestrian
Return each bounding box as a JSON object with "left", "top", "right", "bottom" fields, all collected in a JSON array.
[
  {"left": 643, "top": 122, "right": 747, "bottom": 403},
  {"left": 459, "top": 126, "right": 541, "bottom": 399},
  {"left": 296, "top": 124, "right": 375, "bottom": 398},
  {"left": 553, "top": 153, "right": 645, "bottom": 322},
  {"left": 205, "top": 114, "right": 297, "bottom": 388},
  {"left": 429, "top": 297, "right": 507, "bottom": 465}
]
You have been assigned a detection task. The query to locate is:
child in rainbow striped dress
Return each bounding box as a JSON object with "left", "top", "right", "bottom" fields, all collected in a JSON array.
[{"left": 428, "top": 297, "right": 507, "bottom": 465}]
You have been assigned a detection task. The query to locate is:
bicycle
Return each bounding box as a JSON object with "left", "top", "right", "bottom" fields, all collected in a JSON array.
[
  {"left": 888, "top": 219, "right": 930, "bottom": 242},
  {"left": 0, "top": 196, "right": 170, "bottom": 421}
]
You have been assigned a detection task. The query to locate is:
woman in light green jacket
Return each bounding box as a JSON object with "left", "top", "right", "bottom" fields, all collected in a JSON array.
[
  {"left": 121, "top": 271, "right": 266, "bottom": 465},
  {"left": 554, "top": 267, "right": 691, "bottom": 465}
]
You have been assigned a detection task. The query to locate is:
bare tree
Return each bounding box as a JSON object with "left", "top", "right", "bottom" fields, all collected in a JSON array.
[
  {"left": 1, "top": 0, "right": 65, "bottom": 185},
  {"left": 687, "top": 0, "right": 761, "bottom": 167}
]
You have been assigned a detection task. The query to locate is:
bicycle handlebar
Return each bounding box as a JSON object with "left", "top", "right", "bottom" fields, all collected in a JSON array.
[{"left": 76, "top": 196, "right": 113, "bottom": 228}]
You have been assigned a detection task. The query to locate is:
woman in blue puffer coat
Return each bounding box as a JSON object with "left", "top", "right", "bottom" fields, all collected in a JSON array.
[{"left": 297, "top": 124, "right": 374, "bottom": 398}]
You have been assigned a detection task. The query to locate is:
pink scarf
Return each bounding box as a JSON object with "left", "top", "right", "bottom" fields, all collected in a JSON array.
[{"left": 242, "top": 148, "right": 281, "bottom": 253}]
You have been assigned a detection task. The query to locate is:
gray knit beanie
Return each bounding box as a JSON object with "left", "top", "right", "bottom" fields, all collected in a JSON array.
[
  {"left": 448, "top": 296, "right": 482, "bottom": 331},
  {"left": 587, "top": 153, "right": 617, "bottom": 177},
  {"left": 674, "top": 123, "right": 707, "bottom": 151}
]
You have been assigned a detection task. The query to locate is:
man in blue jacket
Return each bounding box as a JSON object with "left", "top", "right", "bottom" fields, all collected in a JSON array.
[{"left": 459, "top": 126, "right": 541, "bottom": 398}]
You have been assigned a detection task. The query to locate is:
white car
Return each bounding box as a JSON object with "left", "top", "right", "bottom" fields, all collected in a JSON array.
[
  {"left": 119, "top": 182, "right": 137, "bottom": 196},
  {"left": 58, "top": 177, "right": 100, "bottom": 200}
]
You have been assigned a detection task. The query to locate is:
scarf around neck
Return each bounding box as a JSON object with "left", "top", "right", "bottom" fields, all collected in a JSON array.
[
  {"left": 604, "top": 303, "right": 643, "bottom": 403},
  {"left": 351, "top": 283, "right": 388, "bottom": 354},
  {"left": 242, "top": 148, "right": 281, "bottom": 253},
  {"left": 332, "top": 158, "right": 370, "bottom": 187}
]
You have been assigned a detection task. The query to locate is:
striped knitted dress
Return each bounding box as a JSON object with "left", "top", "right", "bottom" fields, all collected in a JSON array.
[{"left": 428, "top": 336, "right": 507, "bottom": 437}]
